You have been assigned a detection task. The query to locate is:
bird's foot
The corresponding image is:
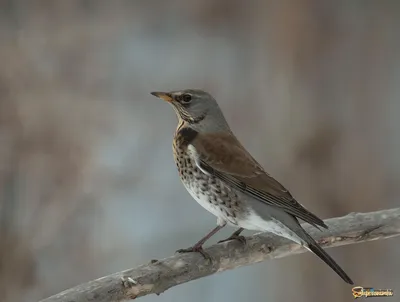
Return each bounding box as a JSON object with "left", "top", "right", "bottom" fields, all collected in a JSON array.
[
  {"left": 218, "top": 228, "right": 246, "bottom": 245},
  {"left": 218, "top": 234, "right": 246, "bottom": 245},
  {"left": 176, "top": 245, "right": 212, "bottom": 261}
]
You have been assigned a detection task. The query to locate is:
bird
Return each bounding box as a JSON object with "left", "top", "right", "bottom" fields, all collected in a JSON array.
[{"left": 151, "top": 89, "right": 354, "bottom": 284}]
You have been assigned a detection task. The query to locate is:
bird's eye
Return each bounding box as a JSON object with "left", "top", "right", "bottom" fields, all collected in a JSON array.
[{"left": 182, "top": 94, "right": 192, "bottom": 103}]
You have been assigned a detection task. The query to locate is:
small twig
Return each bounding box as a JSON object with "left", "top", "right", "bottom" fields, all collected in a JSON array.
[{"left": 39, "top": 208, "right": 400, "bottom": 302}]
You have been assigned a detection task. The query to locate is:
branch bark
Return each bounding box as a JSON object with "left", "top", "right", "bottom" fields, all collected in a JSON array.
[{"left": 40, "top": 208, "right": 400, "bottom": 302}]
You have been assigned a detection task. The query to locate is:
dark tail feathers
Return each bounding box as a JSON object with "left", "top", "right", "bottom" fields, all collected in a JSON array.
[{"left": 305, "top": 234, "right": 354, "bottom": 284}]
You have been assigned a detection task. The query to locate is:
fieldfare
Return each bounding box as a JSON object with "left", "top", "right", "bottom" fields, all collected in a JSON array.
[{"left": 151, "top": 89, "right": 353, "bottom": 284}]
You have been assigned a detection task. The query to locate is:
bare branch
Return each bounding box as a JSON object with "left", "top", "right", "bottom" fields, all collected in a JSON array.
[{"left": 39, "top": 208, "right": 400, "bottom": 302}]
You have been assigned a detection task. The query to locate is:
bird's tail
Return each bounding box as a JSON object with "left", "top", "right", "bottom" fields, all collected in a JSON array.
[{"left": 304, "top": 233, "right": 354, "bottom": 284}]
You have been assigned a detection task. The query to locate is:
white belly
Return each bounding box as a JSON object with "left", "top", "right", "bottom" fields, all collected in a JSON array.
[
  {"left": 238, "top": 209, "right": 302, "bottom": 244},
  {"left": 183, "top": 182, "right": 231, "bottom": 226}
]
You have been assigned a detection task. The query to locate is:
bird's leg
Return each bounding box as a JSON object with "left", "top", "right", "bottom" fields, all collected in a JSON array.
[
  {"left": 176, "top": 224, "right": 225, "bottom": 260},
  {"left": 218, "top": 227, "right": 246, "bottom": 244}
]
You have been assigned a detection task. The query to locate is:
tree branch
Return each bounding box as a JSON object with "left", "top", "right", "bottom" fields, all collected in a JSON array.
[{"left": 40, "top": 208, "right": 400, "bottom": 302}]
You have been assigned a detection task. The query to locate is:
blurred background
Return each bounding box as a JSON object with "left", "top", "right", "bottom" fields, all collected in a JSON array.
[{"left": 0, "top": 1, "right": 399, "bottom": 301}]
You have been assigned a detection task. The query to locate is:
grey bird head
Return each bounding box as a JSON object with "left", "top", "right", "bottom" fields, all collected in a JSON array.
[{"left": 151, "top": 89, "right": 230, "bottom": 132}]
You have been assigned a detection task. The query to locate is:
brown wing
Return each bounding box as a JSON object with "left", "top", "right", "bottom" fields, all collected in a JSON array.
[{"left": 191, "top": 132, "right": 327, "bottom": 229}]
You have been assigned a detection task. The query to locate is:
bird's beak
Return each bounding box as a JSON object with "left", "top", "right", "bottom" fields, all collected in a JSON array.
[{"left": 151, "top": 91, "right": 173, "bottom": 103}]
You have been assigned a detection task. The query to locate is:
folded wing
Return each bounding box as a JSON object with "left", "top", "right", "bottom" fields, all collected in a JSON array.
[{"left": 190, "top": 132, "right": 327, "bottom": 229}]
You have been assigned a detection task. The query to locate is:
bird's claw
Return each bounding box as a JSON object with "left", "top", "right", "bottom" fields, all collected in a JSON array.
[
  {"left": 218, "top": 235, "right": 247, "bottom": 245},
  {"left": 176, "top": 246, "right": 212, "bottom": 261}
]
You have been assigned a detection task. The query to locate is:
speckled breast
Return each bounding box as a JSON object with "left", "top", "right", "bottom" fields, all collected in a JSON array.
[{"left": 172, "top": 128, "right": 243, "bottom": 225}]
